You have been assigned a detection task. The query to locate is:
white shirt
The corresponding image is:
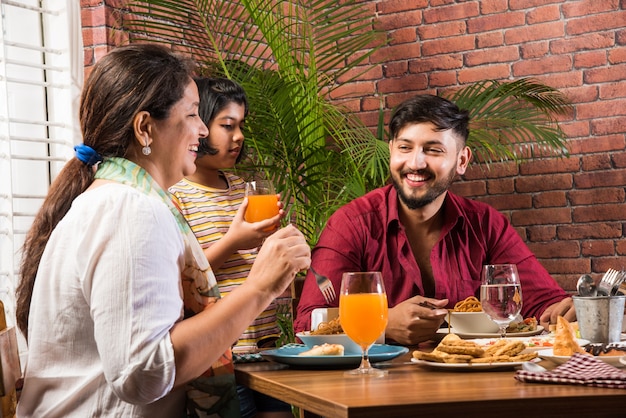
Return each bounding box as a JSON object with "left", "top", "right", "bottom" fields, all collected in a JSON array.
[{"left": 18, "top": 183, "right": 186, "bottom": 417}]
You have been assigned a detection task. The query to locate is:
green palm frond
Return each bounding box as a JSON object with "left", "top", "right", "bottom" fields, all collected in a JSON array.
[{"left": 448, "top": 78, "right": 572, "bottom": 165}]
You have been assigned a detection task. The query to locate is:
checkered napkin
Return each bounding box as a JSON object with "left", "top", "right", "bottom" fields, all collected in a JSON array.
[{"left": 515, "top": 353, "right": 626, "bottom": 389}]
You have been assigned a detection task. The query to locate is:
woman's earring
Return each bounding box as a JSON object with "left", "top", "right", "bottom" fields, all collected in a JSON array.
[{"left": 142, "top": 143, "right": 152, "bottom": 156}]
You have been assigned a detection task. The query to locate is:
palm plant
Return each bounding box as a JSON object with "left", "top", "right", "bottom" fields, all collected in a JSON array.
[{"left": 123, "top": 0, "right": 572, "bottom": 245}]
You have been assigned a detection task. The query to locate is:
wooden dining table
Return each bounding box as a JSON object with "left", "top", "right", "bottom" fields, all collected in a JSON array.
[{"left": 235, "top": 345, "right": 626, "bottom": 418}]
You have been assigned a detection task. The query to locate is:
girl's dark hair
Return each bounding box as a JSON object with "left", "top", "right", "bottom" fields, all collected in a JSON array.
[
  {"left": 388, "top": 94, "right": 470, "bottom": 146},
  {"left": 16, "top": 44, "right": 196, "bottom": 336},
  {"left": 194, "top": 78, "right": 248, "bottom": 163}
]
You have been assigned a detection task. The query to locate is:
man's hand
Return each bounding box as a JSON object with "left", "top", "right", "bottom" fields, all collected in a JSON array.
[
  {"left": 539, "top": 297, "right": 575, "bottom": 330},
  {"left": 386, "top": 296, "right": 449, "bottom": 345}
]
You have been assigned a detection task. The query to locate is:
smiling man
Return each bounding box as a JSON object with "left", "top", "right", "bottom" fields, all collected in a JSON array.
[{"left": 294, "top": 94, "right": 575, "bottom": 345}]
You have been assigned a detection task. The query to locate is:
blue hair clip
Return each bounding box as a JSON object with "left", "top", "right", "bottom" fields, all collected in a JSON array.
[{"left": 74, "top": 144, "right": 103, "bottom": 167}]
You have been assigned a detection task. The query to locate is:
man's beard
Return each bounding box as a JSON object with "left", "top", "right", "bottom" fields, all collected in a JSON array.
[{"left": 391, "top": 168, "right": 457, "bottom": 210}]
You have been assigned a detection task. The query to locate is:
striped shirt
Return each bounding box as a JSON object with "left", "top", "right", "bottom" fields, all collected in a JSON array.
[{"left": 170, "top": 172, "right": 286, "bottom": 349}]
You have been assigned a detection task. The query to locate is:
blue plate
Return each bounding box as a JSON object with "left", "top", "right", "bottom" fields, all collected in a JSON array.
[{"left": 261, "top": 343, "right": 408, "bottom": 368}]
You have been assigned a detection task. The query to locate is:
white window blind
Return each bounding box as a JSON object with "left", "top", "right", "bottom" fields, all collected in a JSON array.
[{"left": 0, "top": 0, "right": 82, "bottom": 355}]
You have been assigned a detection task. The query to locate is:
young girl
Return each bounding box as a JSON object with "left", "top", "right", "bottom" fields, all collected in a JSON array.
[{"left": 170, "top": 78, "right": 293, "bottom": 418}]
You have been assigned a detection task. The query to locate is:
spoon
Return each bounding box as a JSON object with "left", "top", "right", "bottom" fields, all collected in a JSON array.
[
  {"left": 522, "top": 361, "right": 547, "bottom": 373},
  {"left": 576, "top": 274, "right": 597, "bottom": 296}
]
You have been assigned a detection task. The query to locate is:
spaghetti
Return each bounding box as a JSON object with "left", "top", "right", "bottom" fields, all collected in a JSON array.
[{"left": 310, "top": 317, "right": 343, "bottom": 335}]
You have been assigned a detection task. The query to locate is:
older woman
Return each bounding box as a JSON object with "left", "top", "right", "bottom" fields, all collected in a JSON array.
[{"left": 16, "top": 44, "right": 310, "bottom": 417}]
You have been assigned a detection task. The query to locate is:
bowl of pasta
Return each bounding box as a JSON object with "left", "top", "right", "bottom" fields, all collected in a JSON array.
[{"left": 447, "top": 296, "right": 500, "bottom": 334}]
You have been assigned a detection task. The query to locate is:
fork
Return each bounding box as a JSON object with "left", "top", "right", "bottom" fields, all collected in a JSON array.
[
  {"left": 596, "top": 268, "right": 625, "bottom": 296},
  {"left": 310, "top": 266, "right": 336, "bottom": 304}
]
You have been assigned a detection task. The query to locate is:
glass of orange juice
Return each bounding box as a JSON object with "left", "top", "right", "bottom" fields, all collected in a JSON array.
[
  {"left": 339, "top": 271, "right": 388, "bottom": 377},
  {"left": 244, "top": 180, "right": 279, "bottom": 224}
]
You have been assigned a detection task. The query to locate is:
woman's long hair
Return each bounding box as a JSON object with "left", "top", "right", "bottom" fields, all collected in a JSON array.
[{"left": 16, "top": 44, "right": 196, "bottom": 336}]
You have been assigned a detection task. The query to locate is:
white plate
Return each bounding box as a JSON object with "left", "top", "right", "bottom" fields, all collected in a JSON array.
[
  {"left": 261, "top": 343, "right": 408, "bottom": 368},
  {"left": 537, "top": 348, "right": 626, "bottom": 368},
  {"left": 410, "top": 357, "right": 526, "bottom": 371},
  {"left": 466, "top": 335, "right": 590, "bottom": 352},
  {"left": 436, "top": 326, "right": 545, "bottom": 339}
]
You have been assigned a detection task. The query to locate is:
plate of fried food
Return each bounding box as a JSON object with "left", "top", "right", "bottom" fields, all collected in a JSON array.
[
  {"left": 412, "top": 333, "right": 538, "bottom": 370},
  {"left": 466, "top": 334, "right": 590, "bottom": 352}
]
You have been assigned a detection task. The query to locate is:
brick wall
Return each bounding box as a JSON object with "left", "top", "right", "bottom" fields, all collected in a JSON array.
[{"left": 80, "top": 0, "right": 626, "bottom": 293}]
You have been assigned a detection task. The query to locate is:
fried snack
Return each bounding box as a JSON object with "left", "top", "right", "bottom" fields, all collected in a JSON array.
[
  {"left": 553, "top": 316, "right": 587, "bottom": 356},
  {"left": 299, "top": 343, "right": 344, "bottom": 356},
  {"left": 452, "top": 296, "right": 482, "bottom": 312},
  {"left": 412, "top": 333, "right": 538, "bottom": 364},
  {"left": 310, "top": 317, "right": 343, "bottom": 335}
]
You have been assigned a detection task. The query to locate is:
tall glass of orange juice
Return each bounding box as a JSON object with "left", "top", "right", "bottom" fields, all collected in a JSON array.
[
  {"left": 244, "top": 180, "right": 279, "bottom": 223},
  {"left": 339, "top": 271, "right": 388, "bottom": 377}
]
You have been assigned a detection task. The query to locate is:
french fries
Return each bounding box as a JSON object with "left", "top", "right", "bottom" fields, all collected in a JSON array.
[{"left": 412, "top": 333, "right": 537, "bottom": 364}]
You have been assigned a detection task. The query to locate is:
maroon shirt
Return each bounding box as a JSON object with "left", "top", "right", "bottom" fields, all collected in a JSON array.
[{"left": 294, "top": 185, "right": 568, "bottom": 333}]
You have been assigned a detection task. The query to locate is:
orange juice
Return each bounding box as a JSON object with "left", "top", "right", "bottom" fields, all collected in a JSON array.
[
  {"left": 245, "top": 194, "right": 279, "bottom": 223},
  {"left": 339, "top": 293, "right": 388, "bottom": 347}
]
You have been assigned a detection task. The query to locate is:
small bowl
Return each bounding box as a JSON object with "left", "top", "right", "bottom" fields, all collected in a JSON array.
[
  {"left": 295, "top": 332, "right": 362, "bottom": 354},
  {"left": 447, "top": 311, "right": 500, "bottom": 334}
]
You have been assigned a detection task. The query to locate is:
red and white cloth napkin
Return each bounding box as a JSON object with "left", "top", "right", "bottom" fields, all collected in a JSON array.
[{"left": 515, "top": 353, "right": 626, "bottom": 389}]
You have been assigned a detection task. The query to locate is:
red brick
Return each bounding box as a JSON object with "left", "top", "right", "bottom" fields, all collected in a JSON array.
[
  {"left": 475, "top": 194, "right": 532, "bottom": 211},
  {"left": 467, "top": 12, "right": 525, "bottom": 33},
  {"left": 378, "top": 0, "right": 428, "bottom": 13},
  {"left": 418, "top": 22, "right": 466, "bottom": 40},
  {"left": 487, "top": 178, "right": 515, "bottom": 194},
  {"left": 429, "top": 71, "right": 457, "bottom": 87},
  {"left": 516, "top": 174, "right": 573, "bottom": 193},
  {"left": 560, "top": 121, "right": 591, "bottom": 139},
  {"left": 550, "top": 33, "right": 615, "bottom": 54},
  {"left": 608, "top": 47, "right": 626, "bottom": 64},
  {"left": 376, "top": 11, "right": 424, "bottom": 31},
  {"left": 576, "top": 98, "right": 626, "bottom": 119},
  {"left": 423, "top": 3, "right": 480, "bottom": 24},
  {"left": 567, "top": 135, "right": 625, "bottom": 154},
  {"left": 581, "top": 154, "right": 612, "bottom": 171},
  {"left": 543, "top": 257, "right": 591, "bottom": 274},
  {"left": 329, "top": 81, "right": 376, "bottom": 99},
  {"left": 378, "top": 73, "right": 428, "bottom": 94},
  {"left": 519, "top": 157, "right": 580, "bottom": 175},
  {"left": 559, "top": 223, "right": 623, "bottom": 240},
  {"left": 574, "top": 51, "right": 608, "bottom": 68},
  {"left": 408, "top": 55, "right": 463, "bottom": 73},
  {"left": 383, "top": 61, "right": 409, "bottom": 77},
  {"left": 561, "top": 85, "right": 599, "bottom": 104},
  {"left": 528, "top": 241, "right": 581, "bottom": 258},
  {"left": 512, "top": 55, "right": 573, "bottom": 77},
  {"left": 527, "top": 225, "right": 557, "bottom": 242},
  {"left": 463, "top": 161, "right": 518, "bottom": 180},
  {"left": 457, "top": 64, "right": 511, "bottom": 83},
  {"left": 592, "top": 117, "right": 626, "bottom": 136},
  {"left": 527, "top": 5, "right": 561, "bottom": 24},
  {"left": 531, "top": 71, "right": 584, "bottom": 89},
  {"left": 581, "top": 240, "right": 617, "bottom": 257},
  {"left": 511, "top": 207, "right": 572, "bottom": 226},
  {"left": 421, "top": 35, "right": 476, "bottom": 56},
  {"left": 616, "top": 240, "right": 626, "bottom": 256},
  {"left": 476, "top": 32, "right": 504, "bottom": 49},
  {"left": 520, "top": 41, "right": 549, "bottom": 59},
  {"left": 389, "top": 28, "right": 418, "bottom": 45},
  {"left": 534, "top": 191, "right": 567, "bottom": 208},
  {"left": 449, "top": 180, "right": 486, "bottom": 197},
  {"left": 575, "top": 168, "right": 626, "bottom": 189},
  {"left": 505, "top": 22, "right": 565, "bottom": 44},
  {"left": 567, "top": 188, "right": 626, "bottom": 205},
  {"left": 562, "top": 0, "right": 620, "bottom": 18},
  {"left": 465, "top": 46, "right": 519, "bottom": 67},
  {"left": 509, "top": 0, "right": 562, "bottom": 9},
  {"left": 612, "top": 152, "right": 626, "bottom": 169},
  {"left": 592, "top": 257, "right": 626, "bottom": 273},
  {"left": 573, "top": 204, "right": 626, "bottom": 222},
  {"left": 480, "top": 0, "right": 508, "bottom": 15},
  {"left": 567, "top": 12, "right": 626, "bottom": 36},
  {"left": 584, "top": 64, "right": 626, "bottom": 84},
  {"left": 371, "top": 43, "right": 422, "bottom": 63}
]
